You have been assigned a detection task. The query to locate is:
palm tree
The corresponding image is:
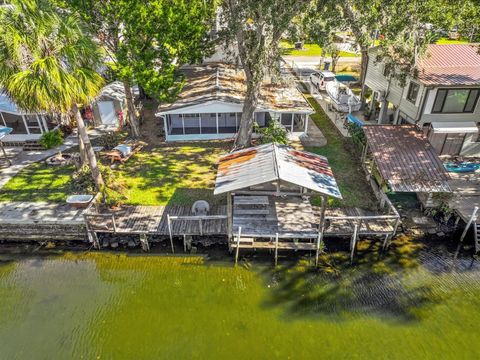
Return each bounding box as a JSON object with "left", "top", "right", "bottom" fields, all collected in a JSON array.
[{"left": 0, "top": 0, "right": 105, "bottom": 188}]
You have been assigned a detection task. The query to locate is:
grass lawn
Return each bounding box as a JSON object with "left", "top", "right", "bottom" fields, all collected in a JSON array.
[
  {"left": 304, "top": 95, "right": 377, "bottom": 210},
  {"left": 114, "top": 143, "right": 227, "bottom": 206},
  {"left": 0, "top": 162, "right": 75, "bottom": 202},
  {"left": 0, "top": 143, "right": 228, "bottom": 206},
  {"left": 280, "top": 40, "right": 359, "bottom": 58},
  {"left": 435, "top": 37, "right": 469, "bottom": 44}
]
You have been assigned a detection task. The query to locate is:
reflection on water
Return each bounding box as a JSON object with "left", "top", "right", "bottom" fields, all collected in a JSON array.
[{"left": 1, "top": 237, "right": 480, "bottom": 359}]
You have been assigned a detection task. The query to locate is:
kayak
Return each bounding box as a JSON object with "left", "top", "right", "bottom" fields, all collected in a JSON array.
[{"left": 444, "top": 162, "right": 480, "bottom": 173}]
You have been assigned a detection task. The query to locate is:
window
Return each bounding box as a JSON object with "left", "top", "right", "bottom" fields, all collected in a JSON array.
[
  {"left": 432, "top": 89, "right": 480, "bottom": 113},
  {"left": 406, "top": 82, "right": 420, "bottom": 104},
  {"left": 210, "top": 113, "right": 216, "bottom": 117}
]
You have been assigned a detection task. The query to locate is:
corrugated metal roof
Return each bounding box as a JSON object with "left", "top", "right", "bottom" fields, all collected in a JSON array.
[
  {"left": 157, "top": 63, "right": 313, "bottom": 114},
  {"left": 214, "top": 143, "right": 342, "bottom": 198},
  {"left": 97, "top": 81, "right": 126, "bottom": 102},
  {"left": 417, "top": 44, "right": 480, "bottom": 86},
  {"left": 363, "top": 125, "right": 451, "bottom": 193}
]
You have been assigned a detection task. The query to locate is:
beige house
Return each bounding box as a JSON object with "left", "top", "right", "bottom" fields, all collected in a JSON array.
[{"left": 364, "top": 44, "right": 480, "bottom": 157}]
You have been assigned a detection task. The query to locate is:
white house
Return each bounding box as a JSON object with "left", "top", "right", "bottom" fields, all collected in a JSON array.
[
  {"left": 364, "top": 44, "right": 480, "bottom": 157},
  {"left": 155, "top": 63, "right": 313, "bottom": 142}
]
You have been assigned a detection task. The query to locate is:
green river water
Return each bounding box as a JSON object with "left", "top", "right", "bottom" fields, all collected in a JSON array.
[{"left": 1, "top": 242, "right": 480, "bottom": 359}]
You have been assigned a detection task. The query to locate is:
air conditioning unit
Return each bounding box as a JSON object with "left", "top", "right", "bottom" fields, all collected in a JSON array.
[{"left": 376, "top": 90, "right": 386, "bottom": 102}]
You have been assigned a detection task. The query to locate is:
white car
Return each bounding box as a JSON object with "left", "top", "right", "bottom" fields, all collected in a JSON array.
[{"left": 310, "top": 70, "right": 336, "bottom": 91}]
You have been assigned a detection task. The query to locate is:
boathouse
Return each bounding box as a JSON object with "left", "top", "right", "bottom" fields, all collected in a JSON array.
[{"left": 213, "top": 143, "right": 342, "bottom": 264}]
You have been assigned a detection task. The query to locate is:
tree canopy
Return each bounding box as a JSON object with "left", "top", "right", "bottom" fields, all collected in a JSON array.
[{"left": 60, "top": 0, "right": 216, "bottom": 102}]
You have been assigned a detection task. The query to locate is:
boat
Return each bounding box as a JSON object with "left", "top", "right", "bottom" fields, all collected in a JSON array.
[
  {"left": 444, "top": 162, "right": 480, "bottom": 173},
  {"left": 66, "top": 194, "right": 94, "bottom": 208},
  {"left": 325, "top": 80, "right": 361, "bottom": 113}
]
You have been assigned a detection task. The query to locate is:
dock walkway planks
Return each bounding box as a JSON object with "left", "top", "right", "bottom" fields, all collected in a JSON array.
[{"left": 86, "top": 204, "right": 227, "bottom": 236}]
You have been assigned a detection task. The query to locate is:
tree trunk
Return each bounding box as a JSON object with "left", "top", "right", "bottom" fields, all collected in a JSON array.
[
  {"left": 234, "top": 75, "right": 262, "bottom": 148},
  {"left": 123, "top": 81, "right": 140, "bottom": 138},
  {"left": 77, "top": 128, "right": 87, "bottom": 167},
  {"left": 359, "top": 48, "right": 369, "bottom": 106},
  {"left": 73, "top": 104, "right": 104, "bottom": 190}
]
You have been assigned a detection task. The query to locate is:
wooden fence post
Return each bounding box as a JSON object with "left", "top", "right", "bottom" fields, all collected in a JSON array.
[
  {"left": 274, "top": 233, "right": 279, "bottom": 266},
  {"left": 235, "top": 226, "right": 242, "bottom": 265}
]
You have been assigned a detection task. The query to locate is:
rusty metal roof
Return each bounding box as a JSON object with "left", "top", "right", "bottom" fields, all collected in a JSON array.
[
  {"left": 363, "top": 125, "right": 451, "bottom": 193},
  {"left": 214, "top": 143, "right": 342, "bottom": 198},
  {"left": 417, "top": 44, "right": 480, "bottom": 86},
  {"left": 156, "top": 63, "right": 313, "bottom": 114}
]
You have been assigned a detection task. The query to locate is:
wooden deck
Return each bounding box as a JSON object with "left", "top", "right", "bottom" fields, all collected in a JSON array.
[
  {"left": 232, "top": 196, "right": 319, "bottom": 239},
  {"left": 85, "top": 204, "right": 227, "bottom": 237},
  {"left": 323, "top": 208, "right": 397, "bottom": 236}
]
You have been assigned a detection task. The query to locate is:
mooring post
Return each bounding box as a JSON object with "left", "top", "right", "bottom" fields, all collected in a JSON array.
[
  {"left": 167, "top": 214, "right": 174, "bottom": 253},
  {"left": 111, "top": 214, "right": 117, "bottom": 233},
  {"left": 274, "top": 233, "right": 279, "bottom": 266},
  {"left": 453, "top": 207, "right": 479, "bottom": 265},
  {"left": 350, "top": 223, "right": 359, "bottom": 263},
  {"left": 183, "top": 234, "right": 187, "bottom": 252},
  {"left": 382, "top": 234, "right": 391, "bottom": 251},
  {"left": 459, "top": 207, "right": 479, "bottom": 244},
  {"left": 315, "top": 196, "right": 327, "bottom": 267},
  {"left": 139, "top": 234, "right": 150, "bottom": 252},
  {"left": 235, "top": 226, "right": 242, "bottom": 265}
]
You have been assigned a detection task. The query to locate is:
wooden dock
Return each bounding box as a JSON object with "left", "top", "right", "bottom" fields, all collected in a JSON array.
[
  {"left": 85, "top": 204, "right": 227, "bottom": 237},
  {"left": 83, "top": 195, "right": 399, "bottom": 265}
]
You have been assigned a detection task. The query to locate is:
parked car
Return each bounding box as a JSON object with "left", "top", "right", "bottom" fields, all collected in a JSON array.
[{"left": 310, "top": 70, "right": 336, "bottom": 91}]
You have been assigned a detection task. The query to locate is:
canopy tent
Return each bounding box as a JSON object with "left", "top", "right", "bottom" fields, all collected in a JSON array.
[
  {"left": 363, "top": 125, "right": 451, "bottom": 193},
  {"left": 214, "top": 143, "right": 342, "bottom": 198}
]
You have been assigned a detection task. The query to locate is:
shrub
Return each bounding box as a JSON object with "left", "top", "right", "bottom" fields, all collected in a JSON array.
[
  {"left": 346, "top": 122, "right": 365, "bottom": 150},
  {"left": 94, "top": 132, "right": 127, "bottom": 150},
  {"left": 39, "top": 129, "right": 64, "bottom": 149},
  {"left": 254, "top": 120, "right": 288, "bottom": 145},
  {"left": 69, "top": 164, "right": 127, "bottom": 207}
]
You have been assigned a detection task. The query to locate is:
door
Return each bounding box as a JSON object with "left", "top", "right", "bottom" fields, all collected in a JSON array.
[
  {"left": 441, "top": 133, "right": 466, "bottom": 156},
  {"left": 98, "top": 101, "right": 117, "bottom": 125}
]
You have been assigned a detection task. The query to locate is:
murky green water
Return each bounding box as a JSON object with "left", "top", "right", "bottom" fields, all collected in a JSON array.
[{"left": 1, "top": 246, "right": 480, "bottom": 359}]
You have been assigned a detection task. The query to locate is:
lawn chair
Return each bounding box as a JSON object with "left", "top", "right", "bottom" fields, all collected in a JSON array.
[{"left": 192, "top": 200, "right": 210, "bottom": 216}]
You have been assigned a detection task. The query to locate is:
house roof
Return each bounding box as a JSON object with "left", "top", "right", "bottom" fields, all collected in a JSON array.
[
  {"left": 97, "top": 81, "right": 126, "bottom": 102},
  {"left": 214, "top": 143, "right": 342, "bottom": 198},
  {"left": 156, "top": 63, "right": 313, "bottom": 114},
  {"left": 417, "top": 44, "right": 480, "bottom": 86},
  {"left": 363, "top": 125, "right": 451, "bottom": 193}
]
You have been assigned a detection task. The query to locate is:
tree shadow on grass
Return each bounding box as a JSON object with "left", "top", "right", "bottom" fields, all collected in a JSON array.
[{"left": 258, "top": 235, "right": 443, "bottom": 323}]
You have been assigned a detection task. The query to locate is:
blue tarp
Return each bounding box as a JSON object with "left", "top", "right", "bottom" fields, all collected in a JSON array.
[
  {"left": 346, "top": 114, "right": 365, "bottom": 127},
  {"left": 0, "top": 126, "right": 13, "bottom": 140}
]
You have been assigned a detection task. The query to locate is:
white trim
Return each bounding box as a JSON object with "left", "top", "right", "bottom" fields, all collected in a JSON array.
[
  {"left": 290, "top": 113, "right": 294, "bottom": 132},
  {"left": 199, "top": 113, "right": 202, "bottom": 134},
  {"left": 166, "top": 133, "right": 236, "bottom": 142},
  {"left": 215, "top": 112, "right": 219, "bottom": 134},
  {"left": 181, "top": 113, "right": 185, "bottom": 135},
  {"left": 431, "top": 121, "right": 479, "bottom": 134}
]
